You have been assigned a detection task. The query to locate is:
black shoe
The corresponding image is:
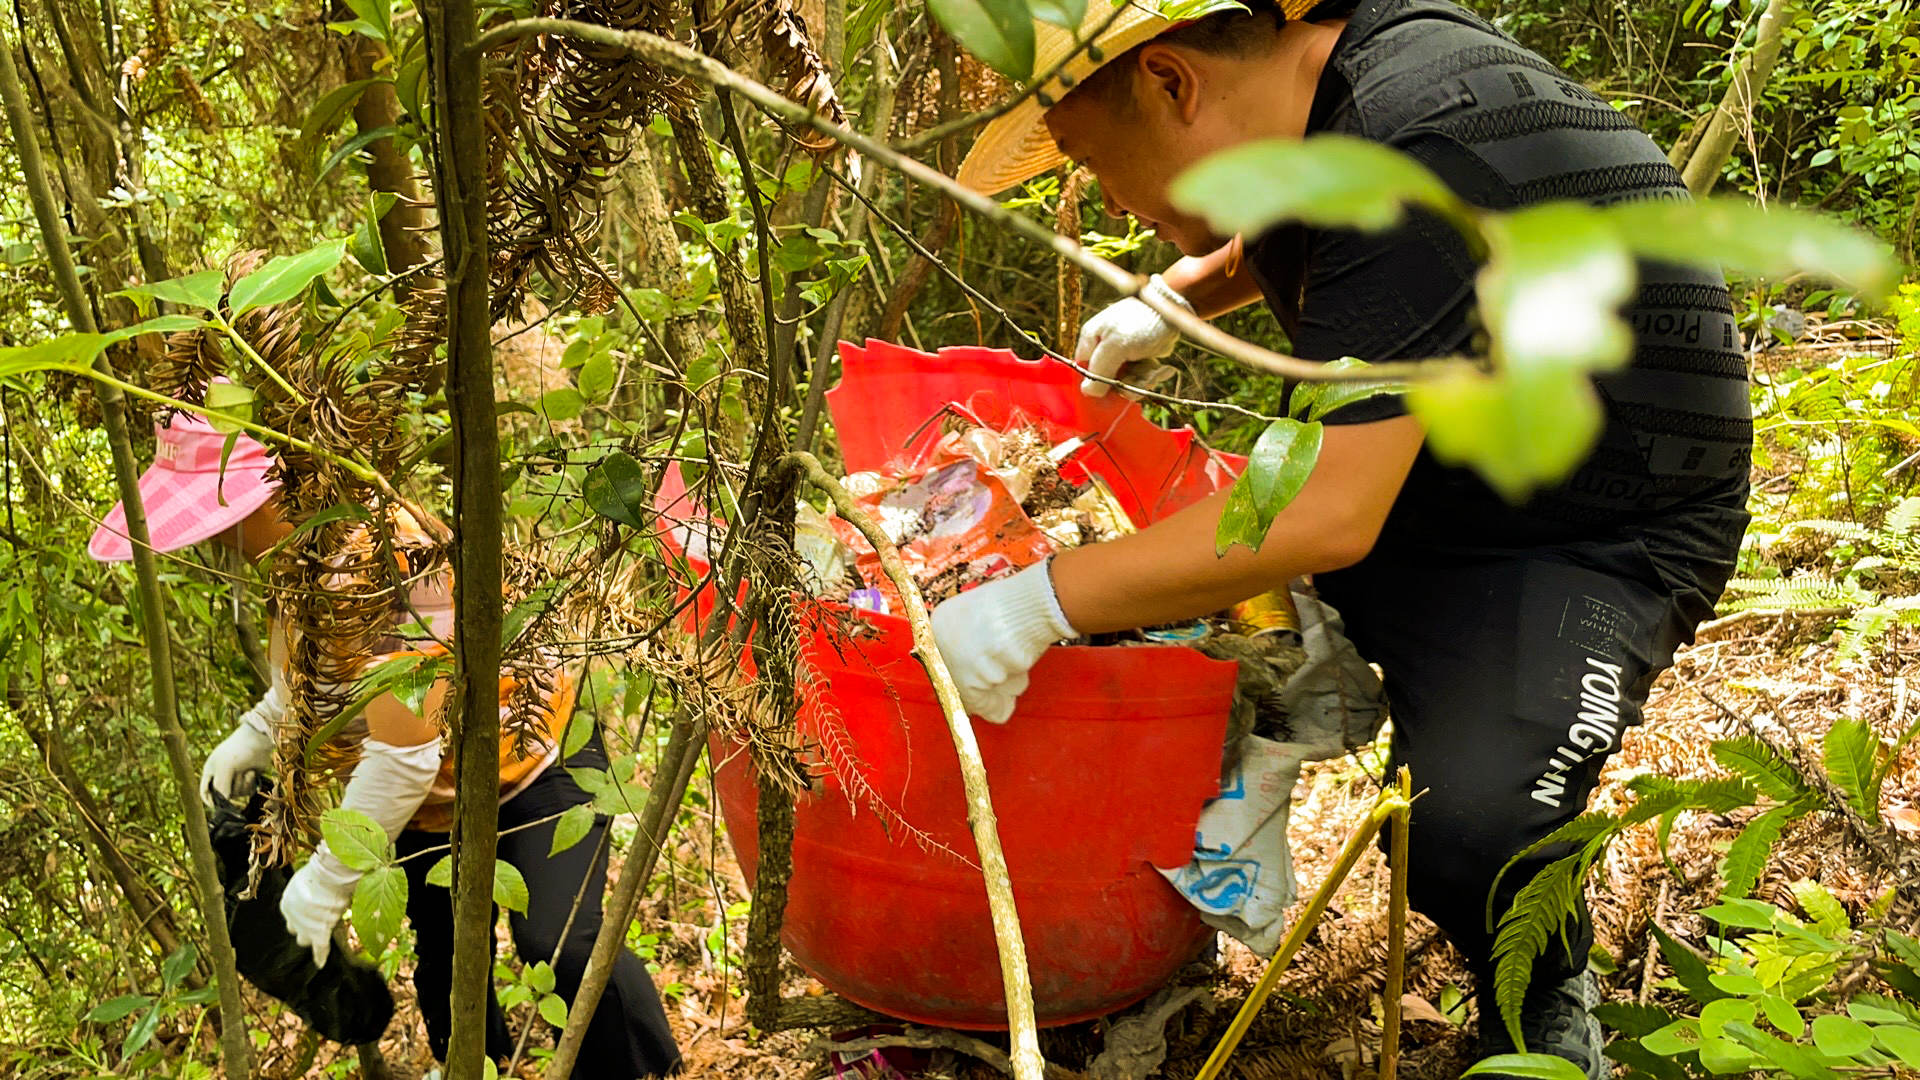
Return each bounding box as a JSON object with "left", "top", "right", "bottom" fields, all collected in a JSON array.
[{"left": 1473, "top": 970, "right": 1608, "bottom": 1080}]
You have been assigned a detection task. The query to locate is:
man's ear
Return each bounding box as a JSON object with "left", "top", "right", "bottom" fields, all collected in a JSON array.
[{"left": 1135, "top": 43, "right": 1203, "bottom": 124}]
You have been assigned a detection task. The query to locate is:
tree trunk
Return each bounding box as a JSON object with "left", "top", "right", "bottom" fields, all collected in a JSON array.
[
  {"left": 0, "top": 28, "right": 252, "bottom": 1077},
  {"left": 1679, "top": 0, "right": 1792, "bottom": 197},
  {"left": 342, "top": 24, "right": 432, "bottom": 278},
  {"left": 618, "top": 137, "right": 705, "bottom": 377},
  {"left": 421, "top": 0, "right": 506, "bottom": 1077}
]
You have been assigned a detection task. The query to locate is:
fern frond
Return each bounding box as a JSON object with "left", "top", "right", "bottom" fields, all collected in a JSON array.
[
  {"left": 1822, "top": 716, "right": 1883, "bottom": 824},
  {"left": 1492, "top": 854, "right": 1591, "bottom": 1050},
  {"left": 1887, "top": 497, "right": 1920, "bottom": 540},
  {"left": 1484, "top": 812, "right": 1620, "bottom": 932},
  {"left": 1723, "top": 573, "right": 1873, "bottom": 612},
  {"left": 1837, "top": 607, "right": 1897, "bottom": 660},
  {"left": 1623, "top": 774, "right": 1759, "bottom": 821},
  {"left": 1786, "top": 518, "right": 1876, "bottom": 544},
  {"left": 1719, "top": 804, "right": 1793, "bottom": 900},
  {"left": 1786, "top": 879, "right": 1851, "bottom": 937},
  {"left": 1711, "top": 737, "right": 1808, "bottom": 803}
]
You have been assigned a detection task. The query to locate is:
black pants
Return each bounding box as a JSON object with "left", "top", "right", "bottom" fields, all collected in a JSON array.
[
  {"left": 1318, "top": 537, "right": 1706, "bottom": 983},
  {"left": 398, "top": 734, "right": 681, "bottom": 1078}
]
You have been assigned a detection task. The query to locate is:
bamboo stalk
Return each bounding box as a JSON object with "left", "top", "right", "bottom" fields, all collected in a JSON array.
[
  {"left": 787, "top": 450, "right": 1047, "bottom": 1080},
  {"left": 1379, "top": 766, "right": 1413, "bottom": 1080},
  {"left": 0, "top": 27, "right": 253, "bottom": 1077},
  {"left": 420, "top": 0, "right": 505, "bottom": 1075},
  {"left": 1678, "top": 0, "right": 1791, "bottom": 197}
]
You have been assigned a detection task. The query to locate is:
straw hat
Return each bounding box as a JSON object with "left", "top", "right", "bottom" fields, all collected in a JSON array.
[{"left": 956, "top": 0, "right": 1323, "bottom": 195}]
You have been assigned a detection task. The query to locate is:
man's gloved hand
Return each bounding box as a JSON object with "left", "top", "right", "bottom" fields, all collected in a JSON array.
[
  {"left": 200, "top": 684, "right": 284, "bottom": 805},
  {"left": 280, "top": 846, "right": 359, "bottom": 968},
  {"left": 1075, "top": 274, "right": 1193, "bottom": 398},
  {"left": 929, "top": 561, "right": 1077, "bottom": 725}
]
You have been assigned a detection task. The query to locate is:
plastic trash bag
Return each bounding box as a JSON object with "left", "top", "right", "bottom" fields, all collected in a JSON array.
[{"left": 207, "top": 781, "right": 394, "bottom": 1045}]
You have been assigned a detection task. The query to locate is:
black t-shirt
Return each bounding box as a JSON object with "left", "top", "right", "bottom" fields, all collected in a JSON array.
[{"left": 1247, "top": 0, "right": 1751, "bottom": 599}]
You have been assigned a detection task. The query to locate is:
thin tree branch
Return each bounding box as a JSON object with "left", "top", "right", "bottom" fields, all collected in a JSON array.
[
  {"left": 469, "top": 18, "right": 1462, "bottom": 385},
  {"left": 787, "top": 449, "right": 1045, "bottom": 1080}
]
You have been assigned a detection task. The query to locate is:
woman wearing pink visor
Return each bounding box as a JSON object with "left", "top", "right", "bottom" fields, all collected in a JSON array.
[{"left": 88, "top": 410, "right": 681, "bottom": 1078}]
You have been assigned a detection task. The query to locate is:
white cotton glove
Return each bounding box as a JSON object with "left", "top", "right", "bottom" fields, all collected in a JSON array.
[
  {"left": 1075, "top": 274, "right": 1193, "bottom": 398},
  {"left": 281, "top": 737, "right": 442, "bottom": 967},
  {"left": 928, "top": 561, "right": 1077, "bottom": 725},
  {"left": 200, "top": 684, "right": 284, "bottom": 805}
]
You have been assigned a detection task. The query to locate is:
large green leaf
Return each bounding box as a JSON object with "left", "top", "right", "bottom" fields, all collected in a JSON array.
[
  {"left": 1169, "top": 135, "right": 1466, "bottom": 238},
  {"left": 299, "top": 78, "right": 379, "bottom": 154},
  {"left": 1821, "top": 716, "right": 1881, "bottom": 823},
  {"left": 1409, "top": 365, "right": 1603, "bottom": 503},
  {"left": 351, "top": 865, "right": 408, "bottom": 953},
  {"left": 1288, "top": 357, "right": 1406, "bottom": 422},
  {"left": 1462, "top": 1054, "right": 1588, "bottom": 1080},
  {"left": 550, "top": 803, "right": 596, "bottom": 857},
  {"left": 203, "top": 379, "right": 256, "bottom": 437},
  {"left": 226, "top": 240, "right": 347, "bottom": 316},
  {"left": 1876, "top": 1025, "right": 1920, "bottom": 1070},
  {"left": 350, "top": 192, "right": 398, "bottom": 276},
  {"left": 114, "top": 269, "right": 225, "bottom": 314},
  {"left": 584, "top": 451, "right": 651, "bottom": 529},
  {"left": 494, "top": 860, "right": 530, "bottom": 914},
  {"left": 317, "top": 124, "right": 404, "bottom": 185},
  {"left": 1811, "top": 1015, "right": 1876, "bottom": 1059},
  {"left": 1606, "top": 199, "right": 1897, "bottom": 298},
  {"left": 161, "top": 943, "right": 198, "bottom": 991},
  {"left": 321, "top": 807, "right": 391, "bottom": 873},
  {"left": 86, "top": 994, "right": 154, "bottom": 1023},
  {"left": 927, "top": 0, "right": 1035, "bottom": 81},
  {"left": 1244, "top": 418, "right": 1321, "bottom": 516},
  {"left": 1479, "top": 203, "right": 1634, "bottom": 377},
  {"left": 1026, "top": 0, "right": 1084, "bottom": 29},
  {"left": 1213, "top": 467, "right": 1265, "bottom": 556}
]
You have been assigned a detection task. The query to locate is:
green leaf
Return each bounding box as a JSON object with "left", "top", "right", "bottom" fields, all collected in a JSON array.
[
  {"left": 1171, "top": 135, "right": 1466, "bottom": 239},
  {"left": 317, "top": 124, "right": 404, "bottom": 184},
  {"left": 1811, "top": 1015, "right": 1875, "bottom": 1058},
  {"left": 1243, "top": 418, "right": 1322, "bottom": 516},
  {"left": 351, "top": 865, "right": 408, "bottom": 953},
  {"left": 1757, "top": 994, "right": 1803, "bottom": 1038},
  {"left": 349, "top": 192, "right": 398, "bottom": 276},
  {"left": 562, "top": 713, "right": 593, "bottom": 759},
  {"left": 1845, "top": 998, "right": 1915, "bottom": 1025},
  {"left": 1696, "top": 1032, "right": 1759, "bottom": 1074},
  {"left": 114, "top": 269, "right": 225, "bottom": 314},
  {"left": 583, "top": 451, "right": 651, "bottom": 530},
  {"left": 1711, "top": 737, "right": 1807, "bottom": 803},
  {"left": 539, "top": 386, "right": 585, "bottom": 422},
  {"left": 321, "top": 807, "right": 391, "bottom": 874},
  {"left": 1787, "top": 879, "right": 1850, "bottom": 936},
  {"left": 336, "top": 0, "right": 391, "bottom": 41},
  {"left": 1026, "top": 0, "right": 1084, "bottom": 27},
  {"left": 927, "top": 0, "right": 1035, "bottom": 81},
  {"left": 390, "top": 656, "right": 446, "bottom": 716},
  {"left": 1641, "top": 1018, "right": 1702, "bottom": 1056},
  {"left": 203, "top": 379, "right": 256, "bottom": 437},
  {"left": 299, "top": 78, "right": 379, "bottom": 154},
  {"left": 502, "top": 580, "right": 564, "bottom": 650},
  {"left": 578, "top": 350, "right": 615, "bottom": 403},
  {"left": 1723, "top": 1020, "right": 1840, "bottom": 1080},
  {"left": 161, "top": 943, "right": 198, "bottom": 991},
  {"left": 1288, "top": 357, "right": 1406, "bottom": 422},
  {"left": 1605, "top": 1038, "right": 1690, "bottom": 1080},
  {"left": 107, "top": 314, "right": 208, "bottom": 343},
  {"left": 1719, "top": 804, "right": 1792, "bottom": 899},
  {"left": 1213, "top": 468, "right": 1266, "bottom": 556},
  {"left": 227, "top": 240, "right": 348, "bottom": 315},
  {"left": 1699, "top": 897, "right": 1780, "bottom": 931},
  {"left": 528, "top": 960, "right": 556, "bottom": 994},
  {"left": 568, "top": 765, "right": 648, "bottom": 816},
  {"left": 121, "top": 1003, "right": 161, "bottom": 1062},
  {"left": 1821, "top": 716, "right": 1881, "bottom": 823},
  {"left": 1606, "top": 199, "right": 1897, "bottom": 298},
  {"left": 1462, "top": 1054, "right": 1588, "bottom": 1080},
  {"left": 1593, "top": 1002, "right": 1677, "bottom": 1039},
  {"left": 538, "top": 993, "right": 569, "bottom": 1029},
  {"left": 1157, "top": 0, "right": 1249, "bottom": 16},
  {"left": 1409, "top": 365, "right": 1603, "bottom": 503},
  {"left": 1479, "top": 203, "right": 1634, "bottom": 377},
  {"left": 259, "top": 501, "right": 371, "bottom": 563},
  {"left": 550, "top": 803, "right": 595, "bottom": 857},
  {"left": 1875, "top": 1025, "right": 1920, "bottom": 1069},
  {"left": 1650, "top": 921, "right": 1731, "bottom": 1004},
  {"left": 493, "top": 860, "right": 530, "bottom": 914},
  {"left": 425, "top": 854, "right": 453, "bottom": 889},
  {"left": 87, "top": 995, "right": 154, "bottom": 1024}
]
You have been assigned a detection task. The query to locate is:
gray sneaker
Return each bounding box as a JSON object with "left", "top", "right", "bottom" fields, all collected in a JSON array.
[{"left": 1473, "top": 970, "right": 1609, "bottom": 1080}]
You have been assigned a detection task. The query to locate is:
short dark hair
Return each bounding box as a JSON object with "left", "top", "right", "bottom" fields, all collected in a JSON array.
[{"left": 1067, "top": 0, "right": 1360, "bottom": 111}]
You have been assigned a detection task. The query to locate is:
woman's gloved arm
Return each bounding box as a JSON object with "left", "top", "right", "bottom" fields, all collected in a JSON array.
[
  {"left": 199, "top": 683, "right": 285, "bottom": 805},
  {"left": 279, "top": 737, "right": 441, "bottom": 966}
]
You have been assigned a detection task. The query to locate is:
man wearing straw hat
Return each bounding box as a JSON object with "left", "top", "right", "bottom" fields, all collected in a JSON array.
[{"left": 933, "top": 1, "right": 1751, "bottom": 1075}]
